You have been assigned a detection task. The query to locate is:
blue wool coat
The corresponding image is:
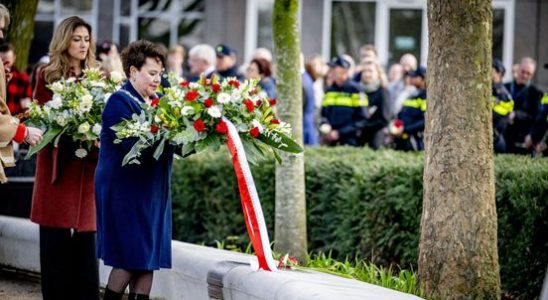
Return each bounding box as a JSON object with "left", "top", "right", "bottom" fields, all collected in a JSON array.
[{"left": 95, "top": 82, "right": 173, "bottom": 270}]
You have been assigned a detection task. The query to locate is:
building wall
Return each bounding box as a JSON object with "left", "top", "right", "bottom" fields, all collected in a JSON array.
[
  {"left": 301, "top": 0, "right": 325, "bottom": 60},
  {"left": 513, "top": 0, "right": 547, "bottom": 90},
  {"left": 204, "top": 0, "right": 247, "bottom": 65}
]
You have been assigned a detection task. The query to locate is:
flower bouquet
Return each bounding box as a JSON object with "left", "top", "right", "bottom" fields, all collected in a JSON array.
[
  {"left": 112, "top": 74, "right": 303, "bottom": 166},
  {"left": 25, "top": 68, "right": 123, "bottom": 158}
]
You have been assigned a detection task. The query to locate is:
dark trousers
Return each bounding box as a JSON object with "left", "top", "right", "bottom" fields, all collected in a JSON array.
[{"left": 40, "top": 226, "right": 100, "bottom": 300}]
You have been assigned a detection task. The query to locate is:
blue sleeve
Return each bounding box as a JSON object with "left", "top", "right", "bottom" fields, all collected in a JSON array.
[{"left": 404, "top": 117, "right": 425, "bottom": 135}]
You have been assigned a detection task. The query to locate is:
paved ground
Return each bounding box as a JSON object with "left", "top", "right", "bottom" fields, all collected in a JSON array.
[{"left": 0, "top": 272, "right": 41, "bottom": 300}]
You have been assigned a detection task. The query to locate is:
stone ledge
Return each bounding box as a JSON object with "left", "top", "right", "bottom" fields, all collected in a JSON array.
[{"left": 0, "top": 215, "right": 422, "bottom": 300}]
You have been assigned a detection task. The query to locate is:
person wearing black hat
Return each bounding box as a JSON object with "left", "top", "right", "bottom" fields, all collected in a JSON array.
[
  {"left": 215, "top": 44, "right": 244, "bottom": 81},
  {"left": 319, "top": 55, "right": 368, "bottom": 146},
  {"left": 491, "top": 58, "right": 514, "bottom": 153},
  {"left": 390, "top": 65, "right": 427, "bottom": 151}
]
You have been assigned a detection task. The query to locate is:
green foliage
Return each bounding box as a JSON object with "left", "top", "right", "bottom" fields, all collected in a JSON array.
[{"left": 171, "top": 147, "right": 548, "bottom": 299}]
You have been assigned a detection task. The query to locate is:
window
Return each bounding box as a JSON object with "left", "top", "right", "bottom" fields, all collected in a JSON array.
[
  {"left": 114, "top": 0, "right": 205, "bottom": 48},
  {"left": 330, "top": 1, "right": 376, "bottom": 63}
]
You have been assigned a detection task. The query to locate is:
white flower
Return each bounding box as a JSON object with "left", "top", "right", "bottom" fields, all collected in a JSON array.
[
  {"left": 92, "top": 81, "right": 106, "bottom": 88},
  {"left": 251, "top": 119, "right": 264, "bottom": 133},
  {"left": 78, "top": 122, "right": 90, "bottom": 134},
  {"left": 47, "top": 94, "right": 63, "bottom": 109},
  {"left": 50, "top": 82, "right": 64, "bottom": 93},
  {"left": 189, "top": 82, "right": 200, "bottom": 89},
  {"left": 55, "top": 116, "right": 67, "bottom": 126},
  {"left": 109, "top": 71, "right": 124, "bottom": 83},
  {"left": 207, "top": 106, "right": 222, "bottom": 118},
  {"left": 181, "top": 106, "right": 195, "bottom": 116},
  {"left": 67, "top": 77, "right": 77, "bottom": 83},
  {"left": 154, "top": 115, "right": 161, "bottom": 123},
  {"left": 217, "top": 92, "right": 231, "bottom": 104},
  {"left": 75, "top": 148, "right": 88, "bottom": 158},
  {"left": 92, "top": 124, "right": 102, "bottom": 135},
  {"left": 80, "top": 94, "right": 93, "bottom": 112}
]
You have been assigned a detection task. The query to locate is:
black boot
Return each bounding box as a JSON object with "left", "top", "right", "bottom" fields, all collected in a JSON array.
[
  {"left": 103, "top": 287, "right": 124, "bottom": 300},
  {"left": 128, "top": 292, "right": 150, "bottom": 300}
]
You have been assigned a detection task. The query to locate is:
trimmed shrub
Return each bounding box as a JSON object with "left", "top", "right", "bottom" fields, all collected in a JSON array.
[{"left": 171, "top": 147, "right": 548, "bottom": 299}]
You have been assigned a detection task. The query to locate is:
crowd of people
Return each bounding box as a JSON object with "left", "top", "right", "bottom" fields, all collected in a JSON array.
[
  {"left": 1, "top": 3, "right": 548, "bottom": 300},
  {"left": 4, "top": 32, "right": 548, "bottom": 156}
]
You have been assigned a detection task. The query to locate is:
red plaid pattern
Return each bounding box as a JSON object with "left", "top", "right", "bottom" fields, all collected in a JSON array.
[{"left": 6, "top": 67, "right": 32, "bottom": 115}]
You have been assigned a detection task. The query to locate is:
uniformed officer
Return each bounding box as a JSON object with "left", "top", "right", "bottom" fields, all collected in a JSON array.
[
  {"left": 320, "top": 55, "right": 368, "bottom": 146},
  {"left": 391, "top": 66, "right": 427, "bottom": 151},
  {"left": 492, "top": 58, "right": 514, "bottom": 153}
]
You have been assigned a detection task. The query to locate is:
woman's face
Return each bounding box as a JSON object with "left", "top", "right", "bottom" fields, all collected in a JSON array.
[
  {"left": 131, "top": 57, "right": 162, "bottom": 99},
  {"left": 67, "top": 26, "right": 90, "bottom": 62},
  {"left": 246, "top": 62, "right": 260, "bottom": 80}
]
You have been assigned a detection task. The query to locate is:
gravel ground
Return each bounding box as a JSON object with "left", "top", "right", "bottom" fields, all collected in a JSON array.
[{"left": 0, "top": 274, "right": 41, "bottom": 300}]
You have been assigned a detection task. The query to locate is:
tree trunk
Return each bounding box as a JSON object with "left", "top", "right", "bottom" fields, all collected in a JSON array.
[
  {"left": 4, "top": 0, "right": 39, "bottom": 72},
  {"left": 419, "top": 1, "right": 500, "bottom": 299},
  {"left": 272, "top": 0, "right": 307, "bottom": 261}
]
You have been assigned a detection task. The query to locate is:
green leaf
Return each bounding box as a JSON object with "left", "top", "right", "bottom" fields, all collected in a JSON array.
[
  {"left": 24, "top": 127, "right": 63, "bottom": 159},
  {"left": 259, "top": 130, "right": 303, "bottom": 153},
  {"left": 153, "top": 137, "right": 167, "bottom": 160}
]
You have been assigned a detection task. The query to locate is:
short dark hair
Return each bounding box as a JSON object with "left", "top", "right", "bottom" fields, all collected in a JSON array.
[
  {"left": 250, "top": 58, "right": 272, "bottom": 78},
  {"left": 120, "top": 40, "right": 166, "bottom": 78},
  {"left": 0, "top": 42, "right": 14, "bottom": 53}
]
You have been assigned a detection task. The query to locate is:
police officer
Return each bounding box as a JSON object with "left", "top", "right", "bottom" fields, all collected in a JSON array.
[
  {"left": 391, "top": 66, "right": 427, "bottom": 151},
  {"left": 320, "top": 55, "right": 368, "bottom": 146},
  {"left": 492, "top": 58, "right": 514, "bottom": 153},
  {"left": 215, "top": 44, "right": 245, "bottom": 81},
  {"left": 529, "top": 93, "right": 548, "bottom": 156}
]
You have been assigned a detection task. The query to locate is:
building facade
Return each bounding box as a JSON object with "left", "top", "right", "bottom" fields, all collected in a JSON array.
[{"left": 30, "top": 0, "right": 548, "bottom": 88}]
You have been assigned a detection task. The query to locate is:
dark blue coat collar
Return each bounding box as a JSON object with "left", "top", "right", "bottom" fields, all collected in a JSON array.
[{"left": 121, "top": 81, "right": 146, "bottom": 103}]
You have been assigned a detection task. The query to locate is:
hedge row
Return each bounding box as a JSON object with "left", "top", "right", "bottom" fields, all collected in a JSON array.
[{"left": 171, "top": 147, "right": 548, "bottom": 299}]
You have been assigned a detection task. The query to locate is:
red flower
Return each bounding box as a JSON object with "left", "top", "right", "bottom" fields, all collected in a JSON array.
[
  {"left": 150, "top": 98, "right": 160, "bottom": 107},
  {"left": 186, "top": 90, "right": 199, "bottom": 101},
  {"left": 179, "top": 80, "right": 189, "bottom": 87},
  {"left": 269, "top": 98, "right": 277, "bottom": 106},
  {"left": 256, "top": 100, "right": 262, "bottom": 107},
  {"left": 271, "top": 118, "right": 280, "bottom": 124},
  {"left": 249, "top": 127, "right": 260, "bottom": 138},
  {"left": 212, "top": 83, "right": 221, "bottom": 93},
  {"left": 150, "top": 124, "right": 159, "bottom": 133},
  {"left": 228, "top": 80, "right": 240, "bottom": 88},
  {"left": 193, "top": 119, "right": 206, "bottom": 132},
  {"left": 215, "top": 120, "right": 228, "bottom": 135},
  {"left": 204, "top": 98, "right": 214, "bottom": 108},
  {"left": 243, "top": 99, "right": 254, "bottom": 112},
  {"left": 394, "top": 119, "right": 404, "bottom": 128}
]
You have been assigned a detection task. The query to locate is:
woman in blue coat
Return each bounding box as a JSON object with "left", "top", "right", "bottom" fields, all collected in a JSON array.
[{"left": 95, "top": 40, "right": 171, "bottom": 300}]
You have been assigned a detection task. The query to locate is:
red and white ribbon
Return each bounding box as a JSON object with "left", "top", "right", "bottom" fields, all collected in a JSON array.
[{"left": 223, "top": 117, "right": 278, "bottom": 271}]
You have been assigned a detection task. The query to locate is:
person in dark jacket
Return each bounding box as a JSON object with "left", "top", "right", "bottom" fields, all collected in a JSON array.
[
  {"left": 95, "top": 40, "right": 172, "bottom": 300},
  {"left": 391, "top": 66, "right": 427, "bottom": 151},
  {"left": 355, "top": 61, "right": 390, "bottom": 149},
  {"left": 215, "top": 44, "right": 244, "bottom": 81},
  {"left": 529, "top": 93, "right": 548, "bottom": 156},
  {"left": 492, "top": 58, "right": 514, "bottom": 153},
  {"left": 320, "top": 55, "right": 367, "bottom": 146},
  {"left": 504, "top": 57, "right": 543, "bottom": 154}
]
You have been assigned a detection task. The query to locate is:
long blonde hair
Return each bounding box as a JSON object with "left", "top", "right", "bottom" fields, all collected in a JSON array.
[{"left": 43, "top": 16, "right": 96, "bottom": 84}]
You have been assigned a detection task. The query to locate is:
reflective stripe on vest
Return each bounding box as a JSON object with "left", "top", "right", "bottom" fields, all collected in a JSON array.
[
  {"left": 322, "top": 91, "right": 368, "bottom": 107},
  {"left": 402, "top": 98, "right": 427, "bottom": 112},
  {"left": 492, "top": 96, "right": 514, "bottom": 116},
  {"left": 541, "top": 94, "right": 548, "bottom": 105}
]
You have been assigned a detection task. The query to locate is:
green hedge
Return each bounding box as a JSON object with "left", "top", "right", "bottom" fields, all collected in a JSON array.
[{"left": 171, "top": 147, "right": 548, "bottom": 299}]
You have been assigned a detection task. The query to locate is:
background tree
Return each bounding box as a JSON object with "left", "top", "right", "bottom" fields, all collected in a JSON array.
[
  {"left": 419, "top": 1, "right": 500, "bottom": 299},
  {"left": 272, "top": 0, "right": 307, "bottom": 261},
  {"left": 3, "top": 0, "right": 39, "bottom": 71}
]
